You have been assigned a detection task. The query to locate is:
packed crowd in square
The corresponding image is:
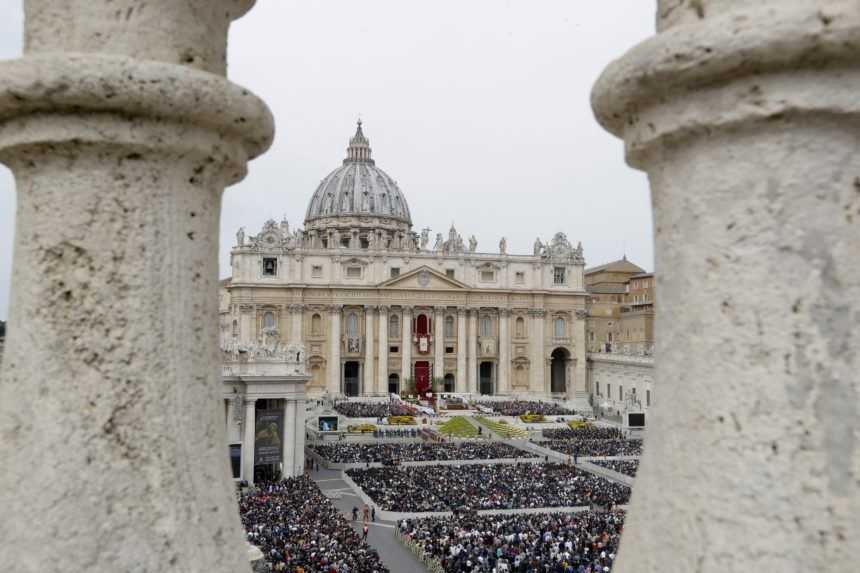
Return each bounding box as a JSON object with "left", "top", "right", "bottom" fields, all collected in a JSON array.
[
  {"left": 399, "top": 510, "right": 624, "bottom": 573},
  {"left": 333, "top": 400, "right": 416, "bottom": 418},
  {"left": 474, "top": 400, "right": 576, "bottom": 416},
  {"left": 240, "top": 476, "right": 389, "bottom": 573},
  {"left": 312, "top": 442, "right": 536, "bottom": 464},
  {"left": 592, "top": 460, "right": 639, "bottom": 478},
  {"left": 346, "top": 463, "right": 631, "bottom": 512},
  {"left": 542, "top": 427, "right": 623, "bottom": 441},
  {"left": 542, "top": 439, "right": 642, "bottom": 458}
]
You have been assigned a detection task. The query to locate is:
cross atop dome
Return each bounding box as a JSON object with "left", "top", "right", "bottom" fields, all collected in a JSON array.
[{"left": 345, "top": 119, "right": 373, "bottom": 164}]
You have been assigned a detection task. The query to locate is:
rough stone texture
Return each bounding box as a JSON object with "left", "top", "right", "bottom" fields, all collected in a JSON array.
[
  {"left": 0, "top": 2, "right": 273, "bottom": 572},
  {"left": 593, "top": 1, "right": 859, "bottom": 571}
]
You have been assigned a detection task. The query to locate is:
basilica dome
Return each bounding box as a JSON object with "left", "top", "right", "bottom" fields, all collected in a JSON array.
[{"left": 304, "top": 121, "right": 412, "bottom": 230}]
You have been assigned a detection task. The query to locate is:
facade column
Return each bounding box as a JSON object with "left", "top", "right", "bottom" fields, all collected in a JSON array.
[
  {"left": 434, "top": 306, "right": 445, "bottom": 386},
  {"left": 281, "top": 399, "right": 296, "bottom": 478},
  {"left": 240, "top": 304, "right": 256, "bottom": 344},
  {"left": 293, "top": 399, "right": 306, "bottom": 475},
  {"left": 327, "top": 305, "right": 342, "bottom": 396},
  {"left": 467, "top": 308, "right": 478, "bottom": 394},
  {"left": 0, "top": 2, "right": 273, "bottom": 570},
  {"left": 592, "top": 2, "right": 860, "bottom": 571},
  {"left": 377, "top": 306, "right": 389, "bottom": 394},
  {"left": 289, "top": 304, "right": 304, "bottom": 345},
  {"left": 498, "top": 308, "right": 510, "bottom": 395},
  {"left": 528, "top": 309, "right": 546, "bottom": 394},
  {"left": 242, "top": 398, "right": 257, "bottom": 486},
  {"left": 400, "top": 306, "right": 413, "bottom": 389},
  {"left": 572, "top": 309, "right": 588, "bottom": 405},
  {"left": 456, "top": 307, "right": 467, "bottom": 393},
  {"left": 363, "top": 305, "right": 375, "bottom": 395}
]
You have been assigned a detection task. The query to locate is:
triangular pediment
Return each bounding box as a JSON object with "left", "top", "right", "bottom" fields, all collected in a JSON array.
[{"left": 378, "top": 265, "right": 467, "bottom": 290}]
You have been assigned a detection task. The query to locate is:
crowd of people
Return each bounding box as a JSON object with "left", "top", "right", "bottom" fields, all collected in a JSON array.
[
  {"left": 399, "top": 510, "right": 625, "bottom": 572},
  {"left": 333, "top": 400, "right": 415, "bottom": 419},
  {"left": 240, "top": 476, "right": 389, "bottom": 573},
  {"left": 543, "top": 439, "right": 642, "bottom": 458},
  {"left": 592, "top": 460, "right": 639, "bottom": 478},
  {"left": 312, "top": 442, "right": 536, "bottom": 464},
  {"left": 542, "top": 427, "right": 623, "bottom": 440},
  {"left": 475, "top": 400, "right": 576, "bottom": 416},
  {"left": 346, "top": 463, "right": 631, "bottom": 512}
]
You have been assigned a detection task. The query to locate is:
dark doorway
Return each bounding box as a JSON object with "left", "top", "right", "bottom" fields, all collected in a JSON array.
[
  {"left": 550, "top": 348, "right": 569, "bottom": 394},
  {"left": 344, "top": 361, "right": 360, "bottom": 396},
  {"left": 414, "top": 360, "right": 431, "bottom": 396},
  {"left": 388, "top": 373, "right": 400, "bottom": 395},
  {"left": 479, "top": 362, "right": 494, "bottom": 395},
  {"left": 444, "top": 373, "right": 455, "bottom": 392}
]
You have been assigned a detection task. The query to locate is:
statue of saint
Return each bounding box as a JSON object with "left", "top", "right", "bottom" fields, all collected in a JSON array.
[
  {"left": 434, "top": 233, "right": 444, "bottom": 252},
  {"left": 533, "top": 237, "right": 543, "bottom": 257},
  {"left": 499, "top": 237, "right": 507, "bottom": 255},
  {"left": 236, "top": 227, "right": 245, "bottom": 247},
  {"left": 280, "top": 218, "right": 289, "bottom": 238},
  {"left": 420, "top": 227, "right": 431, "bottom": 250},
  {"left": 468, "top": 235, "right": 477, "bottom": 253}
]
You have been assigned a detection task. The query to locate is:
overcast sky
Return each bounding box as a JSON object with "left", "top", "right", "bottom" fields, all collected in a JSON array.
[{"left": 0, "top": 0, "right": 655, "bottom": 321}]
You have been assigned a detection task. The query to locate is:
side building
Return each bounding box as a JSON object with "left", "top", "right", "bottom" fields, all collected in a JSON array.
[{"left": 220, "top": 122, "right": 591, "bottom": 408}]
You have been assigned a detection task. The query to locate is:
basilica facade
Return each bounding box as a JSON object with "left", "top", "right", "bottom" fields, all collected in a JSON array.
[{"left": 221, "top": 122, "right": 590, "bottom": 408}]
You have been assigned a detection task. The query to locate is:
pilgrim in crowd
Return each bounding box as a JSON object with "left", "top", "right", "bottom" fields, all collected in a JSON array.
[
  {"left": 240, "top": 476, "right": 389, "bottom": 573},
  {"left": 474, "top": 401, "right": 576, "bottom": 417},
  {"left": 311, "top": 442, "right": 536, "bottom": 464},
  {"left": 346, "top": 463, "right": 631, "bottom": 512},
  {"left": 543, "top": 439, "right": 642, "bottom": 458},
  {"left": 399, "top": 510, "right": 624, "bottom": 573},
  {"left": 542, "top": 427, "right": 623, "bottom": 441},
  {"left": 592, "top": 460, "right": 639, "bottom": 478}
]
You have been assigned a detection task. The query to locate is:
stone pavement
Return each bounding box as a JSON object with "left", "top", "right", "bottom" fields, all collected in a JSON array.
[{"left": 310, "top": 467, "right": 426, "bottom": 573}]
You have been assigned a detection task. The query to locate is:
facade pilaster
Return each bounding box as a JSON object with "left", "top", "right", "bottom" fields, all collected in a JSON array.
[
  {"left": 400, "top": 306, "right": 413, "bottom": 387},
  {"left": 377, "top": 305, "right": 389, "bottom": 394},
  {"left": 434, "top": 306, "right": 445, "bottom": 383},
  {"left": 456, "top": 307, "right": 467, "bottom": 393},
  {"left": 572, "top": 309, "right": 588, "bottom": 404},
  {"left": 288, "top": 304, "right": 304, "bottom": 345},
  {"left": 528, "top": 309, "right": 546, "bottom": 394},
  {"left": 282, "top": 399, "right": 296, "bottom": 478},
  {"left": 592, "top": 2, "right": 860, "bottom": 570},
  {"left": 467, "top": 308, "right": 478, "bottom": 394},
  {"left": 363, "top": 305, "right": 375, "bottom": 395},
  {"left": 242, "top": 398, "right": 257, "bottom": 486},
  {"left": 293, "top": 399, "right": 306, "bottom": 475},
  {"left": 327, "top": 305, "right": 342, "bottom": 396},
  {"left": 498, "top": 308, "right": 511, "bottom": 395}
]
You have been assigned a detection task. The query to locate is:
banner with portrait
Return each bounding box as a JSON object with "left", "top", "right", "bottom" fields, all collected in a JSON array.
[{"left": 254, "top": 410, "right": 284, "bottom": 465}]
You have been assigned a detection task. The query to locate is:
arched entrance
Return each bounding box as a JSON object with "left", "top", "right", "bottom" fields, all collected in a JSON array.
[
  {"left": 388, "top": 373, "right": 400, "bottom": 395},
  {"left": 550, "top": 348, "right": 569, "bottom": 394},
  {"left": 343, "top": 361, "right": 360, "bottom": 396}
]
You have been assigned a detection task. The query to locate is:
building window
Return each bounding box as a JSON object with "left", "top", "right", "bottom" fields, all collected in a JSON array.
[
  {"left": 389, "top": 314, "right": 400, "bottom": 338},
  {"left": 346, "top": 266, "right": 361, "bottom": 279},
  {"left": 445, "top": 346, "right": 455, "bottom": 354},
  {"left": 553, "top": 266, "right": 565, "bottom": 285},
  {"left": 446, "top": 269, "right": 455, "bottom": 279},
  {"left": 262, "top": 257, "right": 277, "bottom": 276},
  {"left": 607, "top": 383, "right": 611, "bottom": 399},
  {"left": 311, "top": 265, "right": 323, "bottom": 278},
  {"left": 346, "top": 313, "right": 358, "bottom": 337},
  {"left": 390, "top": 267, "right": 400, "bottom": 278},
  {"left": 263, "top": 311, "right": 275, "bottom": 330},
  {"left": 311, "top": 313, "right": 322, "bottom": 335},
  {"left": 341, "top": 237, "right": 350, "bottom": 248},
  {"left": 515, "top": 317, "right": 525, "bottom": 337},
  {"left": 646, "top": 389, "right": 651, "bottom": 407},
  {"left": 554, "top": 317, "right": 565, "bottom": 338},
  {"left": 445, "top": 315, "right": 455, "bottom": 338},
  {"left": 480, "top": 316, "right": 492, "bottom": 337},
  {"left": 389, "top": 345, "right": 399, "bottom": 354},
  {"left": 619, "top": 385, "right": 623, "bottom": 401},
  {"left": 231, "top": 320, "right": 238, "bottom": 338},
  {"left": 480, "top": 270, "right": 495, "bottom": 282}
]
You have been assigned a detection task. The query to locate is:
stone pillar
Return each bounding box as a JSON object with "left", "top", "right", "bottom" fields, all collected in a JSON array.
[
  {"left": 0, "top": 2, "right": 273, "bottom": 571},
  {"left": 572, "top": 309, "right": 588, "bottom": 405},
  {"left": 498, "top": 308, "right": 510, "bottom": 395},
  {"left": 434, "top": 306, "right": 445, "bottom": 384},
  {"left": 289, "top": 304, "right": 304, "bottom": 345},
  {"left": 363, "top": 305, "right": 375, "bottom": 395},
  {"left": 456, "top": 307, "right": 467, "bottom": 393},
  {"left": 377, "top": 305, "right": 389, "bottom": 394},
  {"left": 293, "top": 398, "right": 306, "bottom": 475},
  {"left": 467, "top": 309, "right": 478, "bottom": 394},
  {"left": 528, "top": 309, "right": 545, "bottom": 394},
  {"left": 240, "top": 304, "right": 255, "bottom": 344},
  {"left": 282, "top": 399, "right": 296, "bottom": 478},
  {"left": 592, "top": 2, "right": 860, "bottom": 571},
  {"left": 400, "top": 306, "right": 413, "bottom": 388},
  {"left": 328, "top": 305, "right": 342, "bottom": 396},
  {"left": 243, "top": 398, "right": 257, "bottom": 486}
]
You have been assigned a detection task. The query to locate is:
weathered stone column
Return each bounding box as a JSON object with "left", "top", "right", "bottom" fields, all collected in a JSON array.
[
  {"left": 243, "top": 398, "right": 258, "bottom": 485},
  {"left": 498, "top": 308, "right": 510, "bottom": 395},
  {"left": 282, "top": 399, "right": 296, "bottom": 478},
  {"left": 592, "top": 1, "right": 860, "bottom": 571},
  {"left": 328, "top": 305, "right": 342, "bottom": 395},
  {"left": 364, "top": 305, "right": 375, "bottom": 394},
  {"left": 293, "top": 398, "right": 306, "bottom": 475},
  {"left": 377, "top": 305, "right": 389, "bottom": 394},
  {"left": 434, "top": 306, "right": 445, "bottom": 383},
  {"left": 400, "top": 306, "right": 413, "bottom": 387},
  {"left": 467, "top": 309, "right": 479, "bottom": 394},
  {"left": 528, "top": 309, "right": 545, "bottom": 394},
  {"left": 0, "top": 1, "right": 273, "bottom": 571},
  {"left": 456, "top": 307, "right": 468, "bottom": 393}
]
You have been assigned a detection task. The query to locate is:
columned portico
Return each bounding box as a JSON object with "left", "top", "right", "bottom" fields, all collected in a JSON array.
[
  {"left": 467, "top": 308, "right": 478, "bottom": 394},
  {"left": 498, "top": 308, "right": 510, "bottom": 395},
  {"left": 400, "top": 306, "right": 413, "bottom": 386},
  {"left": 456, "top": 307, "right": 467, "bottom": 393},
  {"left": 377, "top": 305, "right": 389, "bottom": 394},
  {"left": 328, "top": 305, "right": 342, "bottom": 395},
  {"left": 364, "top": 305, "right": 375, "bottom": 394}
]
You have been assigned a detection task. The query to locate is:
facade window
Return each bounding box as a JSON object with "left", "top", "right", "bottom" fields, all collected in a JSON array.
[
  {"left": 554, "top": 317, "right": 565, "bottom": 338},
  {"left": 346, "top": 266, "right": 361, "bottom": 279},
  {"left": 390, "top": 267, "right": 400, "bottom": 278},
  {"left": 446, "top": 269, "right": 455, "bottom": 279},
  {"left": 311, "top": 313, "right": 322, "bottom": 335},
  {"left": 389, "top": 345, "right": 399, "bottom": 354},
  {"left": 553, "top": 266, "right": 566, "bottom": 285},
  {"left": 607, "top": 383, "right": 611, "bottom": 399},
  {"left": 619, "top": 385, "right": 623, "bottom": 401},
  {"left": 231, "top": 320, "right": 238, "bottom": 338},
  {"left": 389, "top": 314, "right": 400, "bottom": 338},
  {"left": 589, "top": 331, "right": 594, "bottom": 342},
  {"left": 311, "top": 265, "right": 323, "bottom": 278},
  {"left": 515, "top": 271, "right": 525, "bottom": 284},
  {"left": 647, "top": 389, "right": 651, "bottom": 407},
  {"left": 445, "top": 346, "right": 455, "bottom": 354},
  {"left": 480, "top": 270, "right": 495, "bottom": 282},
  {"left": 263, "top": 311, "right": 275, "bottom": 330},
  {"left": 515, "top": 317, "right": 525, "bottom": 337},
  {"left": 262, "top": 257, "right": 277, "bottom": 276},
  {"left": 346, "top": 313, "right": 358, "bottom": 337},
  {"left": 445, "top": 315, "right": 455, "bottom": 337},
  {"left": 480, "top": 316, "right": 492, "bottom": 337}
]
